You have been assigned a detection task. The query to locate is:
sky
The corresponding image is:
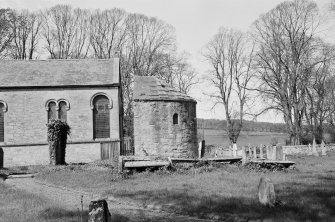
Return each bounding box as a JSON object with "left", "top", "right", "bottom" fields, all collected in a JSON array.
[{"left": 1, "top": 0, "right": 333, "bottom": 122}]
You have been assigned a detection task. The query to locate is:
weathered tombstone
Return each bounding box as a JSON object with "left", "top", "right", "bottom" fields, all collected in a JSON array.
[
  {"left": 312, "top": 138, "right": 319, "bottom": 157},
  {"left": 308, "top": 144, "right": 312, "bottom": 155},
  {"left": 241, "top": 146, "right": 247, "bottom": 165},
  {"left": 232, "top": 143, "right": 237, "bottom": 157},
  {"left": 276, "top": 144, "right": 283, "bottom": 161},
  {"left": 88, "top": 199, "right": 111, "bottom": 222},
  {"left": 260, "top": 144, "right": 264, "bottom": 159},
  {"left": 258, "top": 177, "right": 276, "bottom": 207},
  {"left": 266, "top": 146, "right": 270, "bottom": 160},
  {"left": 253, "top": 146, "right": 257, "bottom": 159},
  {"left": 201, "top": 140, "right": 205, "bottom": 157},
  {"left": 321, "top": 140, "right": 327, "bottom": 156},
  {"left": 0, "top": 147, "right": 3, "bottom": 168},
  {"left": 248, "top": 145, "right": 251, "bottom": 158}
]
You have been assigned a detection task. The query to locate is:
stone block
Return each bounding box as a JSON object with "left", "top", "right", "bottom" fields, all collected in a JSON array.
[
  {"left": 88, "top": 199, "right": 111, "bottom": 222},
  {"left": 258, "top": 177, "right": 276, "bottom": 207}
]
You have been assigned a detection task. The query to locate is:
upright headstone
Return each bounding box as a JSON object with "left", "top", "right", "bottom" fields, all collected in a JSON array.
[
  {"left": 198, "top": 141, "right": 202, "bottom": 158},
  {"left": 260, "top": 144, "right": 264, "bottom": 159},
  {"left": 233, "top": 143, "right": 237, "bottom": 157},
  {"left": 88, "top": 199, "right": 111, "bottom": 222},
  {"left": 258, "top": 177, "right": 276, "bottom": 207},
  {"left": 253, "top": 146, "right": 257, "bottom": 159},
  {"left": 266, "top": 146, "right": 270, "bottom": 160},
  {"left": 321, "top": 140, "right": 327, "bottom": 156},
  {"left": 241, "top": 146, "right": 247, "bottom": 165},
  {"left": 308, "top": 144, "right": 312, "bottom": 155},
  {"left": 312, "top": 138, "right": 319, "bottom": 156},
  {"left": 276, "top": 144, "right": 283, "bottom": 160}
]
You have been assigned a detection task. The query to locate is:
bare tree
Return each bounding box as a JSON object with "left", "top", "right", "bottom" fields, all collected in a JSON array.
[
  {"left": 10, "top": 10, "right": 42, "bottom": 60},
  {"left": 0, "top": 8, "right": 14, "bottom": 58},
  {"left": 252, "top": 0, "right": 324, "bottom": 145},
  {"left": 203, "top": 27, "right": 255, "bottom": 147},
  {"left": 89, "top": 8, "right": 127, "bottom": 59},
  {"left": 41, "top": 5, "right": 90, "bottom": 59}
]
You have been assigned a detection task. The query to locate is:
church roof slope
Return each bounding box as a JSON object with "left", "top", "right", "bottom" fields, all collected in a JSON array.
[
  {"left": 0, "top": 59, "right": 119, "bottom": 88},
  {"left": 133, "top": 76, "right": 196, "bottom": 102}
]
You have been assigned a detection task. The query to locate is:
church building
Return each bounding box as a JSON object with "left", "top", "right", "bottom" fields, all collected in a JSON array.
[{"left": 0, "top": 59, "right": 122, "bottom": 166}]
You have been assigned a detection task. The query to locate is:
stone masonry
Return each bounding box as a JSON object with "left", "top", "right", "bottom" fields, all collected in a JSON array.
[
  {"left": 133, "top": 76, "right": 198, "bottom": 158},
  {"left": 0, "top": 59, "right": 122, "bottom": 166}
]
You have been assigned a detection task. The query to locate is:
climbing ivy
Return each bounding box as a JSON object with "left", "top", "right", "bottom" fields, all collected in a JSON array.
[{"left": 47, "top": 119, "right": 71, "bottom": 165}]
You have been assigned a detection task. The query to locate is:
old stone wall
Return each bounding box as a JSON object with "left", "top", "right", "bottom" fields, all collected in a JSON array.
[
  {"left": 2, "top": 143, "right": 101, "bottom": 167},
  {"left": 134, "top": 101, "right": 198, "bottom": 158},
  {"left": 283, "top": 144, "right": 335, "bottom": 155},
  {"left": 0, "top": 87, "right": 120, "bottom": 145}
]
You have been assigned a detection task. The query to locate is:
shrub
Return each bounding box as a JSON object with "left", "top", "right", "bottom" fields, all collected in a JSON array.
[{"left": 47, "top": 119, "right": 71, "bottom": 165}]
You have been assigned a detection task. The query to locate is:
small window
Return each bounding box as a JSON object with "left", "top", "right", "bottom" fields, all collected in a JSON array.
[
  {"left": 0, "top": 103, "right": 4, "bottom": 142},
  {"left": 59, "top": 101, "right": 67, "bottom": 122},
  {"left": 48, "top": 101, "right": 57, "bottom": 121},
  {"left": 93, "top": 95, "right": 110, "bottom": 139},
  {"left": 173, "top": 113, "right": 178, "bottom": 125}
]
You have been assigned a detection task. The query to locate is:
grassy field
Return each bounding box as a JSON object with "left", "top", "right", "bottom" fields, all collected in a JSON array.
[
  {"left": 28, "top": 153, "right": 335, "bottom": 221},
  {"left": 202, "top": 129, "right": 288, "bottom": 146},
  {"left": 0, "top": 182, "right": 84, "bottom": 222}
]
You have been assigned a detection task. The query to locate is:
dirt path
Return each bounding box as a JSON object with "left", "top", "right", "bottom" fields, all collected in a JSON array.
[{"left": 5, "top": 177, "right": 214, "bottom": 222}]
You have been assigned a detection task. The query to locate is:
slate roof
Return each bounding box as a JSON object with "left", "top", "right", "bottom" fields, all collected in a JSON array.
[
  {"left": 133, "top": 76, "right": 196, "bottom": 102},
  {"left": 0, "top": 59, "right": 118, "bottom": 88}
]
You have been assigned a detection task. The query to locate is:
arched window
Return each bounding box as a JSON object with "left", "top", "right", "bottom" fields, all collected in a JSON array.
[
  {"left": 58, "top": 101, "right": 67, "bottom": 122},
  {"left": 48, "top": 101, "right": 57, "bottom": 121},
  {"left": 173, "top": 113, "right": 178, "bottom": 125},
  {"left": 93, "top": 95, "right": 110, "bottom": 139},
  {"left": 0, "top": 103, "right": 4, "bottom": 142}
]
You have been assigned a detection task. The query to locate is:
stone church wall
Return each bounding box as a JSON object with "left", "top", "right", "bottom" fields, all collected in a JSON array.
[
  {"left": 134, "top": 100, "right": 198, "bottom": 158},
  {"left": 0, "top": 87, "right": 120, "bottom": 144}
]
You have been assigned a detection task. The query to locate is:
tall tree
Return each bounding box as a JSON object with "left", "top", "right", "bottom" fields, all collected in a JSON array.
[
  {"left": 10, "top": 10, "right": 42, "bottom": 59},
  {"left": 253, "top": 0, "right": 323, "bottom": 145},
  {"left": 0, "top": 8, "right": 14, "bottom": 58},
  {"left": 203, "top": 27, "right": 255, "bottom": 147}
]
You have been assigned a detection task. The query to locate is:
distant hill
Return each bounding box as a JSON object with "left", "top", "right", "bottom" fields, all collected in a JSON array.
[{"left": 197, "top": 118, "right": 287, "bottom": 133}]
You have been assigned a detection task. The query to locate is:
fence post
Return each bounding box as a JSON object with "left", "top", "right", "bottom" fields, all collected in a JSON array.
[{"left": 0, "top": 147, "right": 3, "bottom": 168}]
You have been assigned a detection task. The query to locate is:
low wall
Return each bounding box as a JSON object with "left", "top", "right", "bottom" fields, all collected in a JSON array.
[
  {"left": 2, "top": 143, "right": 101, "bottom": 167},
  {"left": 283, "top": 144, "right": 335, "bottom": 155}
]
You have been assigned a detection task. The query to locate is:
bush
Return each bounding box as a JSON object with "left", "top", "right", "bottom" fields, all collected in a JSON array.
[{"left": 47, "top": 119, "right": 71, "bottom": 165}]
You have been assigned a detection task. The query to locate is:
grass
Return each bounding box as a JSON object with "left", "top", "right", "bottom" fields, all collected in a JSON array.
[
  {"left": 3, "top": 154, "right": 335, "bottom": 221},
  {"left": 0, "top": 182, "right": 86, "bottom": 222}
]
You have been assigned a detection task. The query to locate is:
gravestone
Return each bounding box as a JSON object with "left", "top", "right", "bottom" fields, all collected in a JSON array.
[
  {"left": 241, "top": 146, "right": 247, "bottom": 165},
  {"left": 308, "top": 144, "right": 312, "bottom": 155},
  {"left": 88, "top": 199, "right": 111, "bottom": 222},
  {"left": 260, "top": 144, "right": 264, "bottom": 159},
  {"left": 321, "top": 140, "right": 327, "bottom": 156},
  {"left": 253, "top": 146, "right": 257, "bottom": 159},
  {"left": 276, "top": 144, "right": 283, "bottom": 160},
  {"left": 248, "top": 146, "right": 252, "bottom": 158},
  {"left": 312, "top": 139, "right": 319, "bottom": 157},
  {"left": 232, "top": 144, "right": 237, "bottom": 157},
  {"left": 258, "top": 177, "right": 276, "bottom": 207},
  {"left": 266, "top": 146, "right": 270, "bottom": 159}
]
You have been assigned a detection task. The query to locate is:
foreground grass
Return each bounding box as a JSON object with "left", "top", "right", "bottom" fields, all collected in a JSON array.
[
  {"left": 24, "top": 153, "right": 335, "bottom": 221},
  {"left": 0, "top": 182, "right": 86, "bottom": 222}
]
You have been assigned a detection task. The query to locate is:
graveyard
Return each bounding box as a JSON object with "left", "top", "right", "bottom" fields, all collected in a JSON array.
[{"left": 0, "top": 148, "right": 334, "bottom": 221}]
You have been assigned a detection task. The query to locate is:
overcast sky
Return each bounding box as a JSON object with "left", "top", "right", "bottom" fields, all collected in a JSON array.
[{"left": 1, "top": 0, "right": 333, "bottom": 122}]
